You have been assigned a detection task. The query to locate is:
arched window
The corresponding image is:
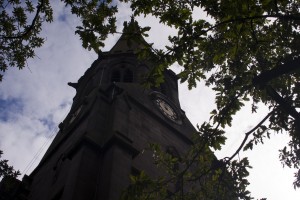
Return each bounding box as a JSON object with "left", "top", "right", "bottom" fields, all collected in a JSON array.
[
  {"left": 124, "top": 69, "right": 134, "bottom": 82},
  {"left": 110, "top": 66, "right": 135, "bottom": 83},
  {"left": 111, "top": 70, "right": 121, "bottom": 82}
]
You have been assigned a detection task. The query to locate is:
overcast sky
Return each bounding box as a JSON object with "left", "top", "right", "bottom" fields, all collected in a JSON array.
[{"left": 0, "top": 1, "right": 299, "bottom": 199}]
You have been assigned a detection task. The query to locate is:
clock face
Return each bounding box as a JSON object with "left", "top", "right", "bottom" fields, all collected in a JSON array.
[{"left": 154, "top": 98, "right": 178, "bottom": 121}]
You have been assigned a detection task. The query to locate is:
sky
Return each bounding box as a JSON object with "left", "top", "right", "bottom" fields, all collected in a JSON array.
[{"left": 0, "top": 1, "right": 299, "bottom": 199}]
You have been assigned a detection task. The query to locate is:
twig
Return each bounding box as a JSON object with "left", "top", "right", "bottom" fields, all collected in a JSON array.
[
  {"left": 1, "top": 0, "right": 45, "bottom": 39},
  {"left": 226, "top": 110, "right": 274, "bottom": 161}
]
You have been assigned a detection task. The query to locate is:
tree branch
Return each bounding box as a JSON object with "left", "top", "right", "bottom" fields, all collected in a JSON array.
[
  {"left": 226, "top": 111, "right": 274, "bottom": 161},
  {"left": 253, "top": 57, "right": 300, "bottom": 87},
  {"left": 199, "top": 14, "right": 300, "bottom": 36},
  {"left": 265, "top": 85, "right": 300, "bottom": 120},
  {"left": 1, "top": 0, "right": 45, "bottom": 40},
  {"left": 163, "top": 14, "right": 300, "bottom": 58}
]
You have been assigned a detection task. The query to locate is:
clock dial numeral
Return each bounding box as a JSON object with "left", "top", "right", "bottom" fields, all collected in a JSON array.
[{"left": 155, "top": 98, "right": 178, "bottom": 121}]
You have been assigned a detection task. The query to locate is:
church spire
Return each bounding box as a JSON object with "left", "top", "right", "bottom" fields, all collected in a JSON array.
[{"left": 109, "top": 18, "right": 149, "bottom": 54}]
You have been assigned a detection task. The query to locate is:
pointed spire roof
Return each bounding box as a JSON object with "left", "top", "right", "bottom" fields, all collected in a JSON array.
[{"left": 109, "top": 18, "right": 149, "bottom": 54}]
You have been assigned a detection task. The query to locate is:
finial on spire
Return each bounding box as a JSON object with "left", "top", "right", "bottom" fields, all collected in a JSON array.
[
  {"left": 108, "top": 17, "right": 152, "bottom": 54},
  {"left": 122, "top": 16, "right": 140, "bottom": 36}
]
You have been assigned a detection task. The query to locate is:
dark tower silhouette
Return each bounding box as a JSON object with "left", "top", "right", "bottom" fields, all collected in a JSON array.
[{"left": 1, "top": 22, "right": 199, "bottom": 200}]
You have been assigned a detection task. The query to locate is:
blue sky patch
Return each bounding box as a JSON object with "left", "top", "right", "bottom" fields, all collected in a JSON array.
[
  {"left": 59, "top": 101, "right": 71, "bottom": 109},
  {"left": 39, "top": 115, "right": 56, "bottom": 132},
  {"left": 58, "top": 14, "right": 67, "bottom": 22},
  {"left": 0, "top": 98, "right": 24, "bottom": 122}
]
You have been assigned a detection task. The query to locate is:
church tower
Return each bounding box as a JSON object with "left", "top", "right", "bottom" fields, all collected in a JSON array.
[{"left": 24, "top": 22, "right": 197, "bottom": 200}]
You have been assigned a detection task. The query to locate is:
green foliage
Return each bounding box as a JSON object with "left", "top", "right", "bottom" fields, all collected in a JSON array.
[
  {"left": 122, "top": 133, "right": 252, "bottom": 200},
  {"left": 0, "top": 0, "right": 53, "bottom": 81},
  {"left": 1, "top": 0, "right": 117, "bottom": 81},
  {"left": 0, "top": 150, "right": 20, "bottom": 178},
  {"left": 117, "top": 0, "right": 299, "bottom": 197},
  {"left": 64, "top": 0, "right": 117, "bottom": 51},
  {"left": 122, "top": 0, "right": 300, "bottom": 190},
  {"left": 121, "top": 170, "right": 168, "bottom": 200}
]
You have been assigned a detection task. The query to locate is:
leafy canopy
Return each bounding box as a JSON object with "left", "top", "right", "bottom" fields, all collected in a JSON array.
[
  {"left": 120, "top": 0, "right": 300, "bottom": 190},
  {"left": 0, "top": 150, "right": 20, "bottom": 178}
]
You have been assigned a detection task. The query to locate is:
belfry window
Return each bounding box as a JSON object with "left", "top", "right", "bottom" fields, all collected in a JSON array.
[
  {"left": 110, "top": 67, "right": 134, "bottom": 83},
  {"left": 111, "top": 70, "right": 121, "bottom": 82},
  {"left": 124, "top": 69, "right": 133, "bottom": 82}
]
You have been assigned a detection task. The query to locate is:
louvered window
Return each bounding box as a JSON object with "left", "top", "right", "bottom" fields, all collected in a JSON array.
[
  {"left": 111, "top": 70, "right": 121, "bottom": 82},
  {"left": 124, "top": 69, "right": 134, "bottom": 82}
]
